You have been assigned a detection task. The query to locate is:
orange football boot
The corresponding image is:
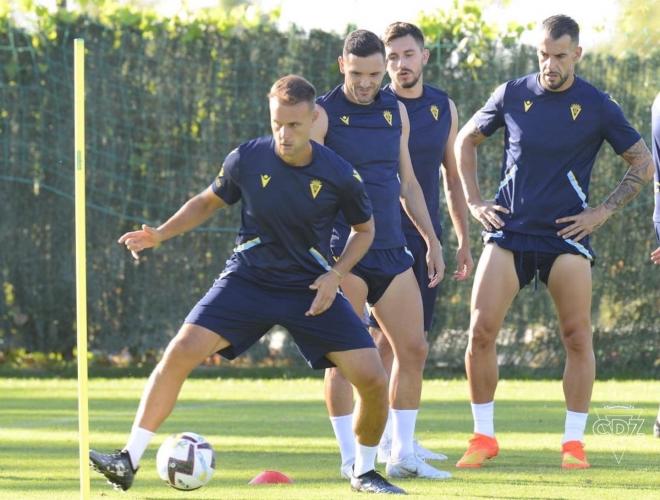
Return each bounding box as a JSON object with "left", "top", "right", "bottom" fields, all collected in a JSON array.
[
  {"left": 561, "top": 440, "right": 590, "bottom": 469},
  {"left": 456, "top": 433, "right": 499, "bottom": 468}
]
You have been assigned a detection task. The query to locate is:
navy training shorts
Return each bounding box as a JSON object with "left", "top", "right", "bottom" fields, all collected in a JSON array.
[
  {"left": 332, "top": 246, "right": 414, "bottom": 306},
  {"left": 184, "top": 273, "right": 375, "bottom": 369}
]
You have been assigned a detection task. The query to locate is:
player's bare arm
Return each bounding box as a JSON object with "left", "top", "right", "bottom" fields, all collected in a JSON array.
[
  {"left": 442, "top": 99, "right": 473, "bottom": 280},
  {"left": 396, "top": 101, "right": 445, "bottom": 286},
  {"left": 306, "top": 216, "right": 375, "bottom": 316},
  {"left": 556, "top": 138, "right": 654, "bottom": 241},
  {"left": 118, "top": 186, "right": 226, "bottom": 259},
  {"left": 455, "top": 119, "right": 509, "bottom": 231}
]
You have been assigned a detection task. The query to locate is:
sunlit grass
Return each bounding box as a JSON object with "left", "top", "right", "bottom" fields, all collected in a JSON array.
[{"left": 0, "top": 378, "right": 658, "bottom": 499}]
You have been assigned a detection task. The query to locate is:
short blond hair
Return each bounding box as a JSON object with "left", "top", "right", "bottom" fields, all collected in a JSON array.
[{"left": 268, "top": 75, "right": 316, "bottom": 106}]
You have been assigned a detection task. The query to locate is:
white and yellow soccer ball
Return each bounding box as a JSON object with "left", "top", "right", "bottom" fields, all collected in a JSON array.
[{"left": 156, "top": 432, "right": 216, "bottom": 490}]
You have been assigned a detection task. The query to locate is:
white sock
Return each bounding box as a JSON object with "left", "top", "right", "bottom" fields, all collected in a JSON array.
[
  {"left": 380, "top": 409, "right": 393, "bottom": 445},
  {"left": 123, "top": 427, "right": 154, "bottom": 468},
  {"left": 330, "top": 414, "right": 355, "bottom": 467},
  {"left": 390, "top": 408, "right": 418, "bottom": 461},
  {"left": 471, "top": 401, "right": 495, "bottom": 437},
  {"left": 562, "top": 410, "right": 588, "bottom": 444},
  {"left": 353, "top": 442, "right": 378, "bottom": 477}
]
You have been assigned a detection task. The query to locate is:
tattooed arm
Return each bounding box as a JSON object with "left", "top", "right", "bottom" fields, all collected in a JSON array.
[
  {"left": 603, "top": 139, "right": 655, "bottom": 211},
  {"left": 556, "top": 138, "right": 654, "bottom": 241}
]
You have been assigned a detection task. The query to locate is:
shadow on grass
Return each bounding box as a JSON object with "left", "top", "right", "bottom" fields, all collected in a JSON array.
[{"left": 1, "top": 442, "right": 658, "bottom": 494}]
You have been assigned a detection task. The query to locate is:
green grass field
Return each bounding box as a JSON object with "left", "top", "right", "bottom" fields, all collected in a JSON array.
[{"left": 1, "top": 377, "right": 658, "bottom": 499}]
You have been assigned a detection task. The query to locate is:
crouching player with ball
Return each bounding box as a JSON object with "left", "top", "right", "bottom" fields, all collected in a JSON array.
[{"left": 89, "top": 75, "right": 405, "bottom": 495}]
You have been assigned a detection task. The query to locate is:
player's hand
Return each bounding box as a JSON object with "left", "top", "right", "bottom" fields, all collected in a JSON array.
[
  {"left": 426, "top": 239, "right": 445, "bottom": 287},
  {"left": 306, "top": 271, "right": 341, "bottom": 316},
  {"left": 651, "top": 246, "right": 660, "bottom": 265},
  {"left": 118, "top": 224, "right": 162, "bottom": 260},
  {"left": 468, "top": 200, "right": 509, "bottom": 231},
  {"left": 453, "top": 245, "right": 474, "bottom": 281},
  {"left": 555, "top": 206, "right": 609, "bottom": 242}
]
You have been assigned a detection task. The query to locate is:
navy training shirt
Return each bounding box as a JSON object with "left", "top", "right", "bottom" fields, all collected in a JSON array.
[
  {"left": 652, "top": 93, "right": 660, "bottom": 223},
  {"left": 473, "top": 73, "right": 641, "bottom": 245},
  {"left": 316, "top": 85, "right": 406, "bottom": 250},
  {"left": 384, "top": 83, "right": 451, "bottom": 240},
  {"left": 212, "top": 136, "right": 372, "bottom": 288}
]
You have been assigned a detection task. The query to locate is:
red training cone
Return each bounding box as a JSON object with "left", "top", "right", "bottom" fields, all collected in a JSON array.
[{"left": 248, "top": 470, "right": 293, "bottom": 485}]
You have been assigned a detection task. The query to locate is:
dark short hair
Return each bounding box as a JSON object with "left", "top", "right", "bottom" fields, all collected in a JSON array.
[
  {"left": 542, "top": 15, "right": 580, "bottom": 44},
  {"left": 268, "top": 75, "right": 316, "bottom": 105},
  {"left": 343, "top": 29, "right": 385, "bottom": 58},
  {"left": 382, "top": 22, "right": 425, "bottom": 49}
]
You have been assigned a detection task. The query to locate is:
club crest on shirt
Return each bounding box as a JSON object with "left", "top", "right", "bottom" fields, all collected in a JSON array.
[
  {"left": 570, "top": 103, "right": 582, "bottom": 121},
  {"left": 260, "top": 174, "right": 271, "bottom": 188},
  {"left": 524, "top": 100, "right": 533, "bottom": 112},
  {"left": 340, "top": 115, "right": 350, "bottom": 125},
  {"left": 352, "top": 169, "right": 363, "bottom": 183},
  {"left": 310, "top": 179, "right": 323, "bottom": 199},
  {"left": 430, "top": 104, "right": 439, "bottom": 120},
  {"left": 383, "top": 110, "right": 393, "bottom": 126},
  {"left": 214, "top": 166, "right": 224, "bottom": 188}
]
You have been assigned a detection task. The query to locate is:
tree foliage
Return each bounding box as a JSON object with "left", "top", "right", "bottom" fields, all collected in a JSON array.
[{"left": 0, "top": 2, "right": 656, "bottom": 375}]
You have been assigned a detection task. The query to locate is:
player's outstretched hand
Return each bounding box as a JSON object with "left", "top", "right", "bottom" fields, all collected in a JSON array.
[
  {"left": 453, "top": 245, "right": 474, "bottom": 281},
  {"left": 468, "top": 200, "right": 509, "bottom": 232},
  {"left": 426, "top": 240, "right": 445, "bottom": 288},
  {"left": 306, "top": 271, "right": 341, "bottom": 316},
  {"left": 118, "top": 224, "right": 162, "bottom": 260},
  {"left": 651, "top": 246, "right": 660, "bottom": 265},
  {"left": 555, "top": 206, "right": 609, "bottom": 242}
]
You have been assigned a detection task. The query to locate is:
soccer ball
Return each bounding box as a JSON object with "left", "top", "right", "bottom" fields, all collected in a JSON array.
[{"left": 156, "top": 432, "right": 216, "bottom": 490}]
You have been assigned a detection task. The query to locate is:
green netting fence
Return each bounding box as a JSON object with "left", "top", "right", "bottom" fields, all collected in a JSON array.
[{"left": 0, "top": 16, "right": 657, "bottom": 374}]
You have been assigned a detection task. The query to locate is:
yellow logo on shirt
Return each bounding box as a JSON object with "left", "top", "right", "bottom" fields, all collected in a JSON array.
[
  {"left": 352, "top": 169, "right": 363, "bottom": 182},
  {"left": 524, "top": 100, "right": 533, "bottom": 112},
  {"left": 310, "top": 179, "right": 323, "bottom": 199},
  {"left": 570, "top": 103, "right": 582, "bottom": 121},
  {"left": 214, "top": 166, "right": 225, "bottom": 188},
  {"left": 383, "top": 110, "right": 393, "bottom": 126},
  {"left": 430, "top": 105, "right": 439, "bottom": 120},
  {"left": 260, "top": 174, "right": 271, "bottom": 188},
  {"left": 340, "top": 115, "right": 350, "bottom": 125}
]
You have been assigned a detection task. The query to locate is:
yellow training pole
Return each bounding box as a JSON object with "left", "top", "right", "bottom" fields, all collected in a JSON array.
[{"left": 74, "top": 38, "right": 91, "bottom": 500}]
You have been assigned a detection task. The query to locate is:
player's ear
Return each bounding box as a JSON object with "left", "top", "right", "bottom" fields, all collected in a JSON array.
[
  {"left": 311, "top": 106, "right": 319, "bottom": 122},
  {"left": 574, "top": 45, "right": 583, "bottom": 62},
  {"left": 338, "top": 55, "right": 345, "bottom": 74},
  {"left": 422, "top": 47, "right": 430, "bottom": 65}
]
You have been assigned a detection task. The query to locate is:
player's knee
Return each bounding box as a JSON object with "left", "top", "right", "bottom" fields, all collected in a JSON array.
[
  {"left": 162, "top": 334, "right": 207, "bottom": 368},
  {"left": 397, "top": 334, "right": 429, "bottom": 367},
  {"left": 325, "top": 366, "right": 345, "bottom": 382},
  {"left": 560, "top": 322, "right": 592, "bottom": 353},
  {"left": 355, "top": 365, "right": 388, "bottom": 396},
  {"left": 469, "top": 319, "right": 498, "bottom": 351}
]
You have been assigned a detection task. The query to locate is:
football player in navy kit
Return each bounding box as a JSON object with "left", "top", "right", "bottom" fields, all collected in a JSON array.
[
  {"left": 313, "top": 30, "right": 450, "bottom": 480},
  {"left": 454, "top": 15, "right": 654, "bottom": 469},
  {"left": 371, "top": 21, "right": 473, "bottom": 464},
  {"left": 89, "top": 75, "right": 405, "bottom": 495}
]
